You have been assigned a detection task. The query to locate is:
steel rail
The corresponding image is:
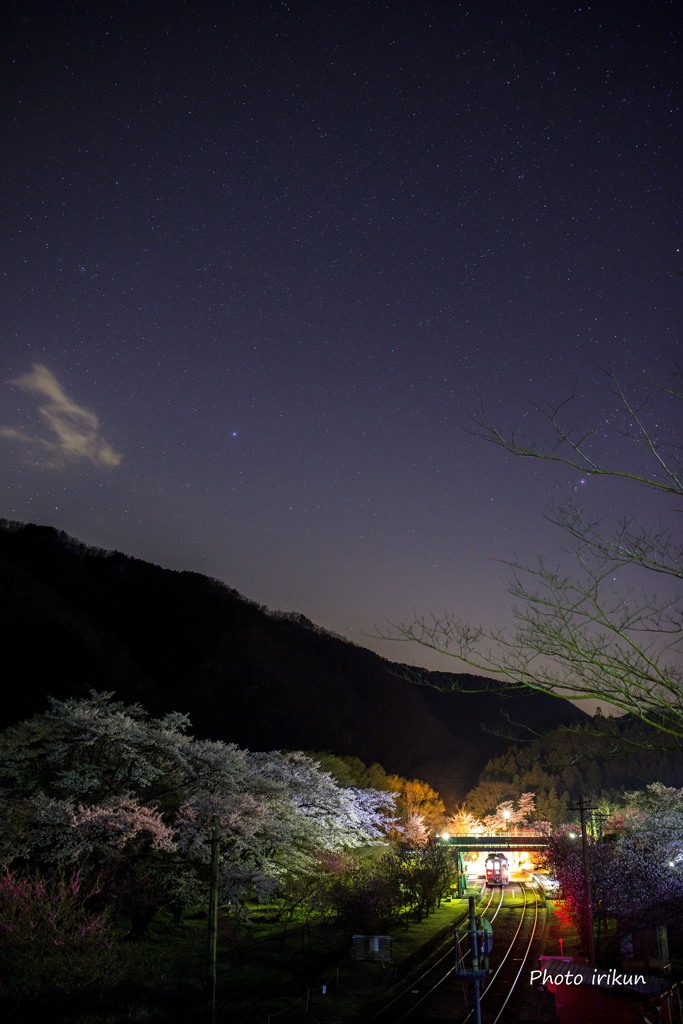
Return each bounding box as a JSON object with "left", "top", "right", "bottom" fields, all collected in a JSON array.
[
  {"left": 364, "top": 886, "right": 502, "bottom": 1023},
  {"left": 458, "top": 881, "right": 538, "bottom": 1023},
  {"left": 477, "top": 880, "right": 541, "bottom": 1024},
  {"left": 489, "top": 882, "right": 540, "bottom": 1023}
]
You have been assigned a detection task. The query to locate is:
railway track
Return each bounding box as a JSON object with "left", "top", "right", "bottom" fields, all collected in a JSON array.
[
  {"left": 364, "top": 880, "right": 544, "bottom": 1023},
  {"left": 466, "top": 880, "right": 542, "bottom": 1024}
]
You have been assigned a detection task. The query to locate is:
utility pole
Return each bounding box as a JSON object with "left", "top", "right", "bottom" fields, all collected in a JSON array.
[
  {"left": 454, "top": 895, "right": 491, "bottom": 1024},
  {"left": 207, "top": 815, "right": 221, "bottom": 1024},
  {"left": 574, "top": 795, "right": 596, "bottom": 968},
  {"left": 469, "top": 896, "right": 482, "bottom": 1024}
]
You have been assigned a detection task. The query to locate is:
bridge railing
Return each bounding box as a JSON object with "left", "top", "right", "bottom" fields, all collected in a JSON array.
[{"left": 437, "top": 834, "right": 549, "bottom": 851}]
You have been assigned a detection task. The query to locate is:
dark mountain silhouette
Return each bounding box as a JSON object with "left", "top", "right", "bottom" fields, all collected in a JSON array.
[{"left": 0, "top": 519, "right": 587, "bottom": 803}]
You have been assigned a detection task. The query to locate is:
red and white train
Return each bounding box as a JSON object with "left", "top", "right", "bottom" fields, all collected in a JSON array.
[{"left": 485, "top": 853, "right": 510, "bottom": 886}]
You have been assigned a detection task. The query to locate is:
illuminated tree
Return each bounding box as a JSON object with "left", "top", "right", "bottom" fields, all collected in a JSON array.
[
  {"left": 390, "top": 373, "right": 682, "bottom": 740},
  {"left": 385, "top": 845, "right": 458, "bottom": 921},
  {"left": 480, "top": 793, "right": 536, "bottom": 833},
  {"left": 461, "top": 779, "right": 513, "bottom": 822},
  {"left": 393, "top": 812, "right": 430, "bottom": 848},
  {"left": 386, "top": 776, "right": 446, "bottom": 834},
  {"left": 606, "top": 783, "right": 683, "bottom": 926},
  {"left": 544, "top": 784, "right": 683, "bottom": 951},
  {"left": 444, "top": 805, "right": 485, "bottom": 835},
  {"left": 248, "top": 750, "right": 393, "bottom": 852},
  {"left": 516, "top": 791, "right": 537, "bottom": 824},
  {"left": 0, "top": 694, "right": 394, "bottom": 920}
]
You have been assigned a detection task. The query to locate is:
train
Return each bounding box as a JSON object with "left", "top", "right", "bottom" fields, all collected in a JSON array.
[{"left": 485, "top": 853, "right": 509, "bottom": 887}]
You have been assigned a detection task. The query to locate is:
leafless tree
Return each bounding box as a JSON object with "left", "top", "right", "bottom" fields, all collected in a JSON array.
[{"left": 390, "top": 372, "right": 683, "bottom": 740}]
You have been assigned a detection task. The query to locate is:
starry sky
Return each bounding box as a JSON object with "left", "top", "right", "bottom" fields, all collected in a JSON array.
[{"left": 2, "top": 0, "right": 680, "bottom": 671}]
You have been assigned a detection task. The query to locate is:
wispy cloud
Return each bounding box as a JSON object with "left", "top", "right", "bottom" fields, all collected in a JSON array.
[{"left": 1, "top": 364, "right": 122, "bottom": 468}]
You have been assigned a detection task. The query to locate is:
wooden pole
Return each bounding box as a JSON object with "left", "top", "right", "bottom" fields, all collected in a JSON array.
[
  {"left": 207, "top": 815, "right": 220, "bottom": 1023},
  {"left": 577, "top": 796, "right": 596, "bottom": 968}
]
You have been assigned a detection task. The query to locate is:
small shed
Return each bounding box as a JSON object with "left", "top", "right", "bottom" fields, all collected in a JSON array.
[{"left": 351, "top": 934, "right": 393, "bottom": 962}]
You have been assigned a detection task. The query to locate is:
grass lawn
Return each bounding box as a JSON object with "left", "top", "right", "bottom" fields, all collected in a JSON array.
[
  {"left": 7, "top": 885, "right": 540, "bottom": 1023},
  {"left": 218, "top": 890, "right": 478, "bottom": 1024}
]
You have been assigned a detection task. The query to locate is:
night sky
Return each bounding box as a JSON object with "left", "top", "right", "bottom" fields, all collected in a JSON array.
[{"left": 2, "top": 1, "right": 680, "bottom": 671}]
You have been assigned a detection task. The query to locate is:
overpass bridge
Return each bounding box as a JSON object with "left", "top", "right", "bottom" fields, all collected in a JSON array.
[
  {"left": 437, "top": 834, "right": 549, "bottom": 853},
  {"left": 435, "top": 834, "right": 549, "bottom": 897}
]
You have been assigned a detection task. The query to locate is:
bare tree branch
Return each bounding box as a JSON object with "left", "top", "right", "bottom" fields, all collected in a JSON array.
[
  {"left": 471, "top": 370, "right": 683, "bottom": 496},
  {"left": 387, "top": 372, "right": 683, "bottom": 742}
]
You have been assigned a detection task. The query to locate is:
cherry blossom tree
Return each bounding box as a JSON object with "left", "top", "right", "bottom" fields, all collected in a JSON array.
[
  {"left": 443, "top": 806, "right": 486, "bottom": 836},
  {"left": 392, "top": 813, "right": 431, "bottom": 848},
  {"left": 0, "top": 869, "right": 121, "bottom": 1008},
  {"left": 0, "top": 694, "right": 396, "bottom": 922},
  {"left": 248, "top": 750, "right": 394, "bottom": 852},
  {"left": 0, "top": 691, "right": 194, "bottom": 805},
  {"left": 607, "top": 784, "right": 683, "bottom": 928},
  {"left": 7, "top": 795, "right": 175, "bottom": 866},
  {"left": 544, "top": 784, "right": 683, "bottom": 956},
  {"left": 481, "top": 792, "right": 538, "bottom": 833}
]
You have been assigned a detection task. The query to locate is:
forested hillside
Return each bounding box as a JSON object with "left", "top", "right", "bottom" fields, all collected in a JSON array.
[
  {"left": 0, "top": 519, "right": 585, "bottom": 802},
  {"left": 464, "top": 715, "right": 683, "bottom": 821}
]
